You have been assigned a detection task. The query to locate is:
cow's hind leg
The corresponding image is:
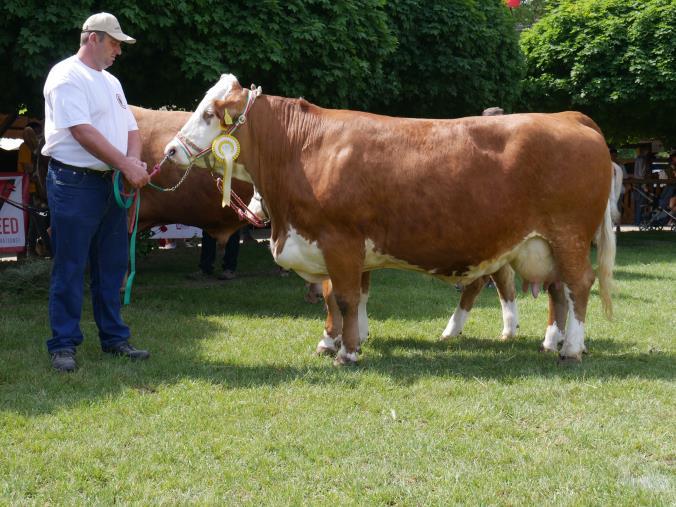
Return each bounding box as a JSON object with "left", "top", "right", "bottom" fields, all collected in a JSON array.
[
  {"left": 540, "top": 283, "right": 567, "bottom": 353},
  {"left": 441, "top": 276, "right": 487, "bottom": 340},
  {"left": 358, "top": 272, "right": 371, "bottom": 345},
  {"left": 316, "top": 279, "right": 341, "bottom": 356},
  {"left": 553, "top": 246, "right": 596, "bottom": 362}
]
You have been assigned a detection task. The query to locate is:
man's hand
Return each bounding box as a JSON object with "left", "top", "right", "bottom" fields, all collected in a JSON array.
[
  {"left": 118, "top": 156, "right": 150, "bottom": 189},
  {"left": 69, "top": 125, "right": 150, "bottom": 188}
]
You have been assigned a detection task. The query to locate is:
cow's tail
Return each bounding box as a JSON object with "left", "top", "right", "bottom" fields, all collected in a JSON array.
[
  {"left": 609, "top": 163, "right": 622, "bottom": 225},
  {"left": 594, "top": 198, "right": 616, "bottom": 320}
]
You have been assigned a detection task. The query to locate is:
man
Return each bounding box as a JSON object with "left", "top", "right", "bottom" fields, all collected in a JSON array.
[
  {"left": 657, "top": 150, "right": 676, "bottom": 217},
  {"left": 42, "top": 12, "right": 151, "bottom": 372},
  {"left": 631, "top": 146, "right": 651, "bottom": 225},
  {"left": 189, "top": 228, "right": 241, "bottom": 281},
  {"left": 609, "top": 146, "right": 627, "bottom": 227}
]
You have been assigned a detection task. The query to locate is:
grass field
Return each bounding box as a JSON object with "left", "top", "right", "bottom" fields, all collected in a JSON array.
[{"left": 1, "top": 231, "right": 674, "bottom": 505}]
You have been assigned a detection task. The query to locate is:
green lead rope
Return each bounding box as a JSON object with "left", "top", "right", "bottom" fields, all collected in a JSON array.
[{"left": 112, "top": 171, "right": 140, "bottom": 305}]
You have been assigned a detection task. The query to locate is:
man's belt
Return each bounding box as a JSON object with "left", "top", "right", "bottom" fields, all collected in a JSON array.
[{"left": 51, "top": 159, "right": 113, "bottom": 177}]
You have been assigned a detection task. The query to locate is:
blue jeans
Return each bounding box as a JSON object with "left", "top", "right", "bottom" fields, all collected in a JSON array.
[
  {"left": 633, "top": 188, "right": 646, "bottom": 225},
  {"left": 46, "top": 162, "right": 130, "bottom": 353},
  {"left": 199, "top": 229, "right": 241, "bottom": 273}
]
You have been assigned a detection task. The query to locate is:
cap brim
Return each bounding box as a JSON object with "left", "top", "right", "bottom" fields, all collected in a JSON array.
[{"left": 108, "top": 32, "right": 136, "bottom": 44}]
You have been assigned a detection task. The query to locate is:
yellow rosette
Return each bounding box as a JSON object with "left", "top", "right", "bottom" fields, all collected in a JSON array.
[{"left": 212, "top": 134, "right": 241, "bottom": 207}]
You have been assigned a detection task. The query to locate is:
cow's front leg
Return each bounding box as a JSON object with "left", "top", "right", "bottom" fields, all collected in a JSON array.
[
  {"left": 322, "top": 245, "right": 364, "bottom": 366},
  {"left": 333, "top": 288, "right": 362, "bottom": 366},
  {"left": 540, "top": 283, "right": 567, "bottom": 353},
  {"left": 316, "top": 278, "right": 342, "bottom": 356},
  {"left": 492, "top": 265, "right": 518, "bottom": 341},
  {"left": 554, "top": 245, "right": 595, "bottom": 362},
  {"left": 317, "top": 272, "right": 370, "bottom": 356}
]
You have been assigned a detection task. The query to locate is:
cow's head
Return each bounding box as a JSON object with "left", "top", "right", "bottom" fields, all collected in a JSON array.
[{"left": 164, "top": 73, "right": 249, "bottom": 168}]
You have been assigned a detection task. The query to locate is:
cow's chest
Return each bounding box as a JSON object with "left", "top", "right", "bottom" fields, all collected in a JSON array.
[{"left": 272, "top": 226, "right": 328, "bottom": 283}]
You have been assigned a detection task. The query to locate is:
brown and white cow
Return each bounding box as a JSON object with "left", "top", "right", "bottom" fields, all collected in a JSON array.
[{"left": 164, "top": 75, "right": 615, "bottom": 365}]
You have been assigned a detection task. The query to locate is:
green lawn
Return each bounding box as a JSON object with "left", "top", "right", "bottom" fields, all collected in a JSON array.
[{"left": 1, "top": 232, "right": 674, "bottom": 505}]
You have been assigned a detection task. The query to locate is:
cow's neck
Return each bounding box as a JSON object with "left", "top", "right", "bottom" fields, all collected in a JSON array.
[{"left": 243, "top": 95, "right": 325, "bottom": 241}]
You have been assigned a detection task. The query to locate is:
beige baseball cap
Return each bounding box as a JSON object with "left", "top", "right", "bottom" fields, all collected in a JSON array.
[{"left": 82, "top": 12, "right": 136, "bottom": 44}]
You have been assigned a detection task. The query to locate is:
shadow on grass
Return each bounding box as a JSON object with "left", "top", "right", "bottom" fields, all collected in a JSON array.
[
  {"left": 2, "top": 313, "right": 673, "bottom": 418},
  {"left": 3, "top": 235, "right": 674, "bottom": 417},
  {"left": 613, "top": 268, "right": 676, "bottom": 282}
]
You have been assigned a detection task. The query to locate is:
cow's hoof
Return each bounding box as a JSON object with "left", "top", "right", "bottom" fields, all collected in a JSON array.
[
  {"left": 557, "top": 353, "right": 582, "bottom": 364},
  {"left": 333, "top": 350, "right": 358, "bottom": 367},
  {"left": 316, "top": 333, "right": 340, "bottom": 356},
  {"left": 499, "top": 334, "right": 514, "bottom": 341},
  {"left": 439, "top": 332, "right": 458, "bottom": 341},
  {"left": 539, "top": 344, "right": 558, "bottom": 353},
  {"left": 316, "top": 344, "right": 337, "bottom": 356}
]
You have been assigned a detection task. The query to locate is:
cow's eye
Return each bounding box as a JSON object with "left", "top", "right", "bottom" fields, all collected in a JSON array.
[{"left": 202, "top": 109, "right": 214, "bottom": 122}]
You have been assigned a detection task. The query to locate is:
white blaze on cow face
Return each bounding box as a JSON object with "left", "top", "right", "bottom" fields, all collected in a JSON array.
[{"left": 164, "top": 74, "right": 239, "bottom": 167}]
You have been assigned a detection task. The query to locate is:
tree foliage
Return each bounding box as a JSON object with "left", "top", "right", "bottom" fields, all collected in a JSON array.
[
  {"left": 0, "top": 0, "right": 395, "bottom": 113},
  {"left": 509, "top": 0, "right": 559, "bottom": 29},
  {"left": 371, "top": 0, "right": 524, "bottom": 118},
  {"left": 0, "top": 0, "right": 523, "bottom": 120},
  {"left": 520, "top": 0, "right": 676, "bottom": 144}
]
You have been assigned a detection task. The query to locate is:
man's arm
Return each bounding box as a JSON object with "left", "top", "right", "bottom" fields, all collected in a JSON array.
[
  {"left": 69, "top": 124, "right": 149, "bottom": 189},
  {"left": 127, "top": 129, "right": 142, "bottom": 160}
]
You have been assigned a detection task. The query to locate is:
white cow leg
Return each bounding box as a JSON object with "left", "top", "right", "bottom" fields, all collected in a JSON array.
[
  {"left": 358, "top": 291, "right": 369, "bottom": 345},
  {"left": 493, "top": 266, "right": 518, "bottom": 340},
  {"left": 559, "top": 285, "right": 587, "bottom": 361},
  {"left": 541, "top": 324, "right": 565, "bottom": 352},
  {"left": 441, "top": 307, "right": 469, "bottom": 340},
  {"left": 357, "top": 272, "right": 371, "bottom": 345},
  {"left": 441, "top": 276, "right": 486, "bottom": 340},
  {"left": 317, "top": 330, "right": 341, "bottom": 356},
  {"left": 540, "top": 282, "right": 568, "bottom": 353},
  {"left": 499, "top": 299, "right": 518, "bottom": 341}
]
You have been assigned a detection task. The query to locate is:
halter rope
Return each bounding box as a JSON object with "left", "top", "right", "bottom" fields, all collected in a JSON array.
[{"left": 112, "top": 85, "right": 263, "bottom": 304}]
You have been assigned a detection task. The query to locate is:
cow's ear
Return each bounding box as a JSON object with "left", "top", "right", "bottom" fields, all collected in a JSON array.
[
  {"left": 23, "top": 127, "right": 38, "bottom": 151},
  {"left": 213, "top": 99, "right": 234, "bottom": 126}
]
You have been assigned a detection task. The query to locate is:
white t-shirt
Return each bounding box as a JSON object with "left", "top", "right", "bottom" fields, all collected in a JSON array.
[{"left": 42, "top": 55, "right": 138, "bottom": 170}]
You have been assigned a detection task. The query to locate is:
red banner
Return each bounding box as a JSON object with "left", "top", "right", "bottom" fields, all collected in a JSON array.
[{"left": 0, "top": 173, "right": 29, "bottom": 253}]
